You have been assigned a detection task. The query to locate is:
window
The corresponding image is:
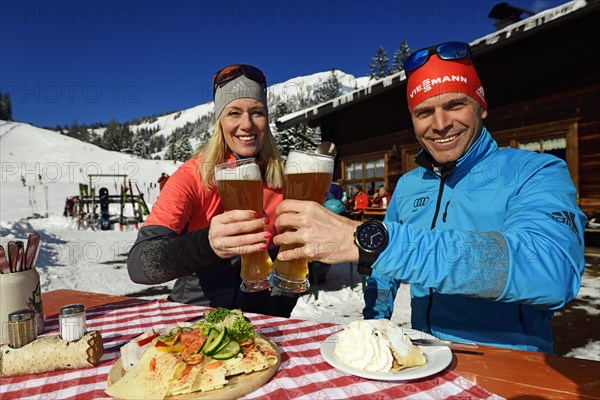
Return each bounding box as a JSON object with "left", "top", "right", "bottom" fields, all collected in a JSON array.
[
  {"left": 518, "top": 137, "right": 566, "bottom": 161},
  {"left": 342, "top": 153, "right": 387, "bottom": 198},
  {"left": 492, "top": 120, "right": 578, "bottom": 191}
]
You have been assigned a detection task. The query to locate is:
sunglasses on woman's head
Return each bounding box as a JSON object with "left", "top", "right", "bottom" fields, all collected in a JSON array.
[
  {"left": 405, "top": 41, "right": 473, "bottom": 75},
  {"left": 213, "top": 64, "right": 267, "bottom": 96}
]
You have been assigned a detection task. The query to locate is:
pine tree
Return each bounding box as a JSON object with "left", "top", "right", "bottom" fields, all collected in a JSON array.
[
  {"left": 369, "top": 46, "right": 389, "bottom": 80},
  {"left": 67, "top": 119, "right": 80, "bottom": 139},
  {"left": 166, "top": 134, "right": 177, "bottom": 160},
  {"left": 102, "top": 120, "right": 122, "bottom": 151},
  {"left": 174, "top": 131, "right": 193, "bottom": 161},
  {"left": 149, "top": 135, "right": 166, "bottom": 155},
  {"left": 390, "top": 41, "right": 412, "bottom": 74},
  {"left": 120, "top": 124, "right": 133, "bottom": 150},
  {"left": 314, "top": 68, "right": 343, "bottom": 103},
  {"left": 273, "top": 102, "right": 298, "bottom": 157},
  {"left": 292, "top": 124, "right": 319, "bottom": 153},
  {"left": 0, "top": 93, "right": 13, "bottom": 121},
  {"left": 132, "top": 130, "right": 148, "bottom": 158}
]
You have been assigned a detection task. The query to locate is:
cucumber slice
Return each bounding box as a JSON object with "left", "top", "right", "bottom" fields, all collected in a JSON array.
[
  {"left": 212, "top": 337, "right": 231, "bottom": 354},
  {"left": 212, "top": 340, "right": 241, "bottom": 360},
  {"left": 202, "top": 328, "right": 226, "bottom": 355}
]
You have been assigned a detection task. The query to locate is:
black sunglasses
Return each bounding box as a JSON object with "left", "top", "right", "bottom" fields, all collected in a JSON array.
[
  {"left": 213, "top": 64, "right": 267, "bottom": 96},
  {"left": 405, "top": 41, "right": 473, "bottom": 75}
]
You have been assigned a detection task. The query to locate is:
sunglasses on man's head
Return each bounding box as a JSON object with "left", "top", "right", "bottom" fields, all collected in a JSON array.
[
  {"left": 405, "top": 41, "right": 473, "bottom": 75},
  {"left": 213, "top": 64, "right": 267, "bottom": 96}
]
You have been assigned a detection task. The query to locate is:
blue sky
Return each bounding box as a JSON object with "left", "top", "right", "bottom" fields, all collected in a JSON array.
[{"left": 1, "top": 0, "right": 569, "bottom": 127}]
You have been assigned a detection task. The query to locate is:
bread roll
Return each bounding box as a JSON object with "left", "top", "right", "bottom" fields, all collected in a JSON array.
[{"left": 0, "top": 331, "right": 103, "bottom": 377}]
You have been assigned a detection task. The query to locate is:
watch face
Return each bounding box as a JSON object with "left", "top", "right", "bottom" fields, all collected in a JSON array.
[{"left": 357, "top": 221, "right": 388, "bottom": 252}]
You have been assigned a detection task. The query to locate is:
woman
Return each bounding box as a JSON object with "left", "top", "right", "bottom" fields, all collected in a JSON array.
[
  {"left": 371, "top": 185, "right": 391, "bottom": 208},
  {"left": 127, "top": 64, "right": 298, "bottom": 317}
]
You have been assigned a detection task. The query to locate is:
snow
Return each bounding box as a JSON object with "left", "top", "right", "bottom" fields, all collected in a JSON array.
[
  {"left": 1, "top": 120, "right": 598, "bottom": 363},
  {"left": 127, "top": 70, "right": 368, "bottom": 140},
  {"left": 471, "top": 0, "right": 587, "bottom": 46}
]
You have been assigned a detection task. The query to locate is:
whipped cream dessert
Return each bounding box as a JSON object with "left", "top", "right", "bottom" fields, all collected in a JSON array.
[{"left": 334, "top": 319, "right": 426, "bottom": 372}]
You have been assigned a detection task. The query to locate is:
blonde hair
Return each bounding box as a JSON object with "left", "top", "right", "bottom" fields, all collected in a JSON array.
[{"left": 193, "top": 121, "right": 284, "bottom": 190}]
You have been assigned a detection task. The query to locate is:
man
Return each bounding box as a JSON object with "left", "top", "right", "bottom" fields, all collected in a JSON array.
[
  {"left": 157, "top": 172, "right": 170, "bottom": 191},
  {"left": 352, "top": 184, "right": 370, "bottom": 211},
  {"left": 272, "top": 41, "right": 586, "bottom": 353}
]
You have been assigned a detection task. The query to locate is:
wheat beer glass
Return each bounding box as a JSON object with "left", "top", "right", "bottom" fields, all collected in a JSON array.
[
  {"left": 273, "top": 150, "right": 334, "bottom": 292},
  {"left": 214, "top": 158, "right": 273, "bottom": 292}
]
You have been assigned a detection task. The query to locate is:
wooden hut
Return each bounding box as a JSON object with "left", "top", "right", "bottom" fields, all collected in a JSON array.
[{"left": 276, "top": 0, "right": 600, "bottom": 217}]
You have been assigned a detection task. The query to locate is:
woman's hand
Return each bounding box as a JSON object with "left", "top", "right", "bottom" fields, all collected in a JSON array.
[
  {"left": 273, "top": 199, "right": 361, "bottom": 264},
  {"left": 208, "top": 210, "right": 269, "bottom": 259}
]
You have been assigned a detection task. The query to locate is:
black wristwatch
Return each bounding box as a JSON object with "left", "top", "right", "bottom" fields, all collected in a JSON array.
[{"left": 354, "top": 220, "right": 389, "bottom": 276}]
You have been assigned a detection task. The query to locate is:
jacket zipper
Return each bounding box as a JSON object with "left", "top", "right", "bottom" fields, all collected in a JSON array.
[
  {"left": 426, "top": 173, "right": 449, "bottom": 333},
  {"left": 442, "top": 200, "right": 450, "bottom": 223}
]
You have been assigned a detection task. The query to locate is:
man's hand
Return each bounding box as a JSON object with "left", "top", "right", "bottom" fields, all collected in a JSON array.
[
  {"left": 274, "top": 199, "right": 361, "bottom": 264},
  {"left": 208, "top": 210, "right": 268, "bottom": 259}
]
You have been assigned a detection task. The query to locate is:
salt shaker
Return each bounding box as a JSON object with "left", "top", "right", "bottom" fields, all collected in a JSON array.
[
  {"left": 7, "top": 309, "right": 37, "bottom": 348},
  {"left": 59, "top": 304, "right": 87, "bottom": 342}
]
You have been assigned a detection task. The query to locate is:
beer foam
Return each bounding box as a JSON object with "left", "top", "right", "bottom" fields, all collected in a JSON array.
[
  {"left": 215, "top": 161, "right": 262, "bottom": 181},
  {"left": 285, "top": 151, "right": 334, "bottom": 174}
]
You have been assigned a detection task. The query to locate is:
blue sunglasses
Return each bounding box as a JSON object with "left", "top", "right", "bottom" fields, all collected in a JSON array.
[{"left": 405, "top": 41, "right": 473, "bottom": 74}]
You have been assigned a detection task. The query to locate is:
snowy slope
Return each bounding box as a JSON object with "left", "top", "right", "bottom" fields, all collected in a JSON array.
[
  {"left": 129, "top": 71, "right": 368, "bottom": 140},
  {"left": 1, "top": 120, "right": 181, "bottom": 222}
]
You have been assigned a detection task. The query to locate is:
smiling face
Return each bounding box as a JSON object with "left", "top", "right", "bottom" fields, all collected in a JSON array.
[
  {"left": 219, "top": 98, "right": 268, "bottom": 159},
  {"left": 410, "top": 93, "right": 487, "bottom": 166}
]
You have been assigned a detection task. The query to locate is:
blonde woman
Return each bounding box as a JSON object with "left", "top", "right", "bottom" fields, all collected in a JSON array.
[{"left": 128, "top": 65, "right": 298, "bottom": 316}]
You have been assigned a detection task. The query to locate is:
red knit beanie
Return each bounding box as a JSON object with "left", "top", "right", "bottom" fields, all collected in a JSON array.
[{"left": 406, "top": 54, "right": 487, "bottom": 112}]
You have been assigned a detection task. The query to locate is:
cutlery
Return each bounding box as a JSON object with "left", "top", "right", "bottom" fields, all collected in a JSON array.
[
  {"left": 7, "top": 241, "right": 18, "bottom": 273},
  {"left": 411, "top": 338, "right": 479, "bottom": 349},
  {"left": 0, "top": 245, "right": 10, "bottom": 274},
  {"left": 25, "top": 232, "right": 41, "bottom": 270}
]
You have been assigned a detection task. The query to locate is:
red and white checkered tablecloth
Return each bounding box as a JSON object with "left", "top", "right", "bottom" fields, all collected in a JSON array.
[{"left": 0, "top": 300, "right": 505, "bottom": 399}]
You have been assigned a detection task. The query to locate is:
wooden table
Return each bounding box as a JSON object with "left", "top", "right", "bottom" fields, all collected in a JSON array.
[
  {"left": 42, "top": 290, "right": 600, "bottom": 400},
  {"left": 362, "top": 206, "right": 386, "bottom": 220}
]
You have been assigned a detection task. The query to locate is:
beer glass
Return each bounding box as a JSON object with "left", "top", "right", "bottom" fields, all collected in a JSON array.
[
  {"left": 273, "top": 150, "right": 334, "bottom": 292},
  {"left": 214, "top": 158, "right": 272, "bottom": 292}
]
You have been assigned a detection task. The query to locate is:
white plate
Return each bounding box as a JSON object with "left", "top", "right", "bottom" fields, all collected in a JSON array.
[{"left": 320, "top": 332, "right": 452, "bottom": 381}]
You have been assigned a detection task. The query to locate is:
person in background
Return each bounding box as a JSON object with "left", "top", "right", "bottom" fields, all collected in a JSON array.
[
  {"left": 127, "top": 64, "right": 298, "bottom": 317},
  {"left": 271, "top": 41, "right": 586, "bottom": 353},
  {"left": 367, "top": 183, "right": 375, "bottom": 196},
  {"left": 352, "top": 184, "right": 370, "bottom": 211},
  {"left": 371, "top": 185, "right": 392, "bottom": 208},
  {"left": 328, "top": 179, "right": 343, "bottom": 201},
  {"left": 157, "top": 172, "right": 170, "bottom": 191}
]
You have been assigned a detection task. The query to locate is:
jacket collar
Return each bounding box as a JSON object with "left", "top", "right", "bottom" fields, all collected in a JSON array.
[{"left": 416, "top": 127, "right": 496, "bottom": 180}]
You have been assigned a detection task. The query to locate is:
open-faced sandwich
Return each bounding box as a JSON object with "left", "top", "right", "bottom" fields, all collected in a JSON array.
[
  {"left": 334, "top": 319, "right": 426, "bottom": 372},
  {"left": 105, "top": 307, "right": 278, "bottom": 399}
]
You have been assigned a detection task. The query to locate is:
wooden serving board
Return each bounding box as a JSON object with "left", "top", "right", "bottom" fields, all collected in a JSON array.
[{"left": 107, "top": 335, "right": 281, "bottom": 400}]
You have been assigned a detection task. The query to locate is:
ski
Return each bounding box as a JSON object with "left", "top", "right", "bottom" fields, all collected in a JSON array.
[
  {"left": 89, "top": 186, "right": 96, "bottom": 230},
  {"left": 128, "top": 180, "right": 139, "bottom": 229},
  {"left": 0, "top": 245, "right": 10, "bottom": 274},
  {"left": 99, "top": 187, "right": 111, "bottom": 230},
  {"left": 78, "top": 183, "right": 88, "bottom": 230},
  {"left": 25, "top": 231, "right": 41, "bottom": 270},
  {"left": 135, "top": 182, "right": 150, "bottom": 215},
  {"left": 119, "top": 183, "right": 126, "bottom": 232}
]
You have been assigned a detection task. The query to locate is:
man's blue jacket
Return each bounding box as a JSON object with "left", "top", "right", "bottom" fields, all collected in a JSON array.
[{"left": 364, "top": 127, "right": 586, "bottom": 353}]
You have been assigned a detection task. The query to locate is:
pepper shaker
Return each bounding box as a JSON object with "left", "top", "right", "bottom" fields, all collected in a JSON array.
[
  {"left": 59, "top": 304, "right": 87, "bottom": 342},
  {"left": 7, "top": 309, "right": 37, "bottom": 348}
]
